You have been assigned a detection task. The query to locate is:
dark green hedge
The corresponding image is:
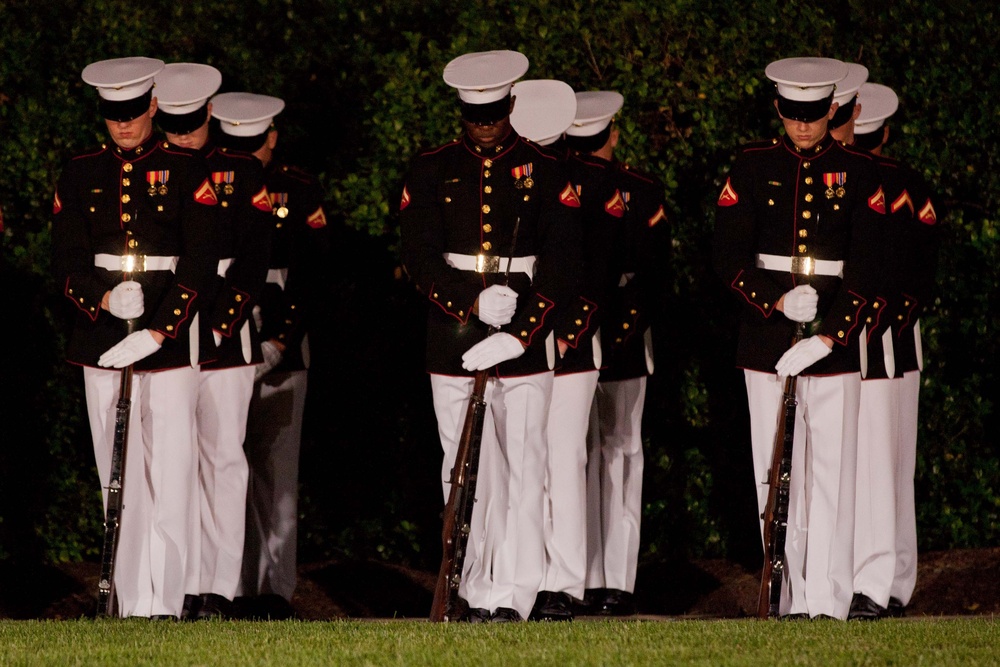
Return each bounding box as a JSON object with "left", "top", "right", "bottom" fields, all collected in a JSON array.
[{"left": 1, "top": 0, "right": 996, "bottom": 570}]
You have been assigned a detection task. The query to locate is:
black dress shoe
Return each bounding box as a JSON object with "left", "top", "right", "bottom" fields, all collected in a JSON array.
[
  {"left": 848, "top": 592, "right": 885, "bottom": 621},
  {"left": 529, "top": 591, "right": 574, "bottom": 621},
  {"left": 884, "top": 597, "right": 905, "bottom": 618},
  {"left": 597, "top": 589, "right": 636, "bottom": 616},
  {"left": 490, "top": 607, "right": 523, "bottom": 623},
  {"left": 195, "top": 593, "right": 233, "bottom": 620},
  {"left": 462, "top": 607, "right": 491, "bottom": 623},
  {"left": 812, "top": 614, "right": 841, "bottom": 621},
  {"left": 780, "top": 613, "right": 810, "bottom": 621},
  {"left": 181, "top": 594, "right": 202, "bottom": 620},
  {"left": 150, "top": 614, "right": 178, "bottom": 621},
  {"left": 576, "top": 588, "right": 605, "bottom": 615}
]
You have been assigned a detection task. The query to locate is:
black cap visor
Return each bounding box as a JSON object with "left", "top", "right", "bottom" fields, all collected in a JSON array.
[
  {"left": 777, "top": 93, "right": 834, "bottom": 123},
  {"left": 157, "top": 103, "right": 210, "bottom": 135},
  {"left": 460, "top": 94, "right": 511, "bottom": 125},
  {"left": 99, "top": 90, "right": 153, "bottom": 122},
  {"left": 565, "top": 125, "right": 611, "bottom": 154},
  {"left": 217, "top": 130, "right": 269, "bottom": 153},
  {"left": 828, "top": 96, "right": 857, "bottom": 131}
]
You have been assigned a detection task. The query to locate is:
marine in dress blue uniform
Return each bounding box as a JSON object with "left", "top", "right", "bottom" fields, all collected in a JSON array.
[
  {"left": 220, "top": 93, "right": 330, "bottom": 616},
  {"left": 576, "top": 93, "right": 670, "bottom": 617},
  {"left": 713, "top": 57, "right": 887, "bottom": 619},
  {"left": 849, "top": 83, "right": 940, "bottom": 620},
  {"left": 399, "top": 51, "right": 582, "bottom": 622},
  {"left": 155, "top": 64, "right": 275, "bottom": 619},
  {"left": 52, "top": 57, "right": 218, "bottom": 618}
]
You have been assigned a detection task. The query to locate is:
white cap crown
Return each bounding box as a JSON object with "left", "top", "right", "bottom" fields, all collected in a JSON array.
[
  {"left": 509, "top": 80, "right": 577, "bottom": 145},
  {"left": 443, "top": 50, "right": 529, "bottom": 104},
  {"left": 210, "top": 92, "right": 285, "bottom": 136},
  {"left": 81, "top": 56, "right": 165, "bottom": 101}
]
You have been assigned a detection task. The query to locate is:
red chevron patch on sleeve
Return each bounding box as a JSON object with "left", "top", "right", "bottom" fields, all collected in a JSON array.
[
  {"left": 604, "top": 190, "right": 626, "bottom": 218},
  {"left": 891, "top": 190, "right": 915, "bottom": 216},
  {"left": 194, "top": 179, "right": 219, "bottom": 205},
  {"left": 868, "top": 186, "right": 886, "bottom": 214},
  {"left": 306, "top": 207, "right": 327, "bottom": 228},
  {"left": 918, "top": 199, "right": 937, "bottom": 225},
  {"left": 648, "top": 205, "right": 667, "bottom": 228},
  {"left": 718, "top": 177, "right": 738, "bottom": 207},
  {"left": 559, "top": 182, "right": 581, "bottom": 208},
  {"left": 53, "top": 191, "right": 62, "bottom": 215},
  {"left": 251, "top": 186, "right": 272, "bottom": 212},
  {"left": 400, "top": 185, "right": 411, "bottom": 211}
]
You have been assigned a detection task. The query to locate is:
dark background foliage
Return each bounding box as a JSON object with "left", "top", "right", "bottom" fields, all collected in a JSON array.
[{"left": 1, "top": 0, "right": 996, "bottom": 576}]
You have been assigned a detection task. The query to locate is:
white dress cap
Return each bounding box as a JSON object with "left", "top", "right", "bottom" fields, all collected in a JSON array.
[
  {"left": 210, "top": 92, "right": 286, "bottom": 136},
  {"left": 833, "top": 63, "right": 869, "bottom": 105},
  {"left": 854, "top": 83, "right": 899, "bottom": 135},
  {"left": 509, "top": 80, "right": 577, "bottom": 146},
  {"left": 443, "top": 50, "right": 529, "bottom": 104},
  {"left": 81, "top": 57, "right": 165, "bottom": 101},
  {"left": 155, "top": 63, "right": 223, "bottom": 115},
  {"left": 565, "top": 91, "right": 624, "bottom": 137},
  {"left": 765, "top": 57, "right": 849, "bottom": 101}
]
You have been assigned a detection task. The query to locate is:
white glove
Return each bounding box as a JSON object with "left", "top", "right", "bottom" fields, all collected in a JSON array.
[
  {"left": 775, "top": 335, "right": 832, "bottom": 378},
  {"left": 98, "top": 330, "right": 161, "bottom": 368},
  {"left": 476, "top": 285, "right": 519, "bottom": 327},
  {"left": 461, "top": 332, "right": 526, "bottom": 371},
  {"left": 255, "top": 340, "right": 284, "bottom": 381},
  {"left": 107, "top": 281, "right": 144, "bottom": 320},
  {"left": 213, "top": 330, "right": 223, "bottom": 347},
  {"left": 781, "top": 284, "right": 818, "bottom": 323}
]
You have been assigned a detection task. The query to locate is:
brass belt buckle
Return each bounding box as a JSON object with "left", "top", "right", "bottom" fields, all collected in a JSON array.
[
  {"left": 476, "top": 254, "right": 500, "bottom": 273},
  {"left": 790, "top": 256, "right": 814, "bottom": 276},
  {"left": 121, "top": 254, "right": 146, "bottom": 273}
]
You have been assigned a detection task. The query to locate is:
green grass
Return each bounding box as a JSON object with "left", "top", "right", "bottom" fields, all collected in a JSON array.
[{"left": 1, "top": 618, "right": 998, "bottom": 666}]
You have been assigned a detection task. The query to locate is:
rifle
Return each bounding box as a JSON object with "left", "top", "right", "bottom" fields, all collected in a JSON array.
[
  {"left": 757, "top": 320, "right": 806, "bottom": 619},
  {"left": 430, "top": 219, "right": 520, "bottom": 622},
  {"left": 96, "top": 260, "right": 139, "bottom": 617}
]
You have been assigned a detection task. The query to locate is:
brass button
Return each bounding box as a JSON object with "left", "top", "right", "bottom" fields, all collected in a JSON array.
[
  {"left": 805, "top": 176, "right": 813, "bottom": 185},
  {"left": 567, "top": 334, "right": 575, "bottom": 340},
  {"left": 845, "top": 315, "right": 852, "bottom": 322},
  {"left": 121, "top": 194, "right": 130, "bottom": 204},
  {"left": 521, "top": 331, "right": 528, "bottom": 337},
  {"left": 484, "top": 159, "right": 493, "bottom": 168},
  {"left": 523, "top": 195, "right": 530, "bottom": 201},
  {"left": 833, "top": 204, "right": 840, "bottom": 210},
  {"left": 228, "top": 308, "right": 235, "bottom": 315},
  {"left": 276, "top": 222, "right": 283, "bottom": 228},
  {"left": 622, "top": 323, "right": 630, "bottom": 330},
  {"left": 763, "top": 303, "right": 769, "bottom": 309},
  {"left": 181, "top": 293, "right": 189, "bottom": 300},
  {"left": 482, "top": 205, "right": 491, "bottom": 214},
  {"left": 123, "top": 163, "right": 133, "bottom": 173},
  {"left": 235, "top": 295, "right": 242, "bottom": 302},
  {"left": 768, "top": 199, "right": 774, "bottom": 206},
  {"left": 166, "top": 325, "right": 174, "bottom": 332},
  {"left": 484, "top": 170, "right": 491, "bottom": 178},
  {"left": 802, "top": 210, "right": 812, "bottom": 219},
  {"left": 221, "top": 201, "right": 229, "bottom": 208},
  {"left": 538, "top": 302, "right": 545, "bottom": 308},
  {"left": 837, "top": 331, "right": 845, "bottom": 338},
  {"left": 128, "top": 239, "right": 138, "bottom": 249},
  {"left": 798, "top": 244, "right": 807, "bottom": 253},
  {"left": 750, "top": 291, "right": 756, "bottom": 298},
  {"left": 575, "top": 319, "right": 583, "bottom": 326},
  {"left": 799, "top": 229, "right": 808, "bottom": 237},
  {"left": 529, "top": 316, "right": 536, "bottom": 323},
  {"left": 873, "top": 302, "right": 880, "bottom": 309},
  {"left": 444, "top": 196, "right": 452, "bottom": 203},
  {"left": 483, "top": 224, "right": 492, "bottom": 233},
  {"left": 805, "top": 193, "right": 813, "bottom": 202},
  {"left": 89, "top": 207, "right": 96, "bottom": 213},
  {"left": 121, "top": 213, "right": 131, "bottom": 222},
  {"left": 803, "top": 161, "right": 811, "bottom": 169},
  {"left": 173, "top": 309, "right": 181, "bottom": 316},
  {"left": 484, "top": 186, "right": 492, "bottom": 194},
  {"left": 446, "top": 301, "right": 452, "bottom": 308},
  {"left": 738, "top": 281, "right": 744, "bottom": 287},
  {"left": 220, "top": 324, "right": 227, "bottom": 329},
  {"left": 482, "top": 241, "right": 492, "bottom": 251},
  {"left": 582, "top": 305, "right": 589, "bottom": 311},
  {"left": 123, "top": 178, "right": 130, "bottom": 187}
]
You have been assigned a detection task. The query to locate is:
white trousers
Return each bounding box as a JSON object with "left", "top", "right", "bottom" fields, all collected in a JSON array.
[
  {"left": 854, "top": 377, "right": 899, "bottom": 606},
  {"left": 430, "top": 371, "right": 552, "bottom": 620},
  {"left": 240, "top": 369, "right": 307, "bottom": 601},
  {"left": 585, "top": 376, "right": 646, "bottom": 594},
  {"left": 186, "top": 365, "right": 253, "bottom": 600},
  {"left": 745, "top": 370, "right": 859, "bottom": 619},
  {"left": 84, "top": 365, "right": 199, "bottom": 618},
  {"left": 891, "top": 370, "right": 921, "bottom": 605},
  {"left": 542, "top": 370, "right": 599, "bottom": 598}
]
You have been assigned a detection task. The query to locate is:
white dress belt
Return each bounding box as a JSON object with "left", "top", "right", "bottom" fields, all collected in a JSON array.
[
  {"left": 755, "top": 253, "right": 844, "bottom": 278},
  {"left": 443, "top": 253, "right": 537, "bottom": 281},
  {"left": 94, "top": 253, "right": 178, "bottom": 273}
]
